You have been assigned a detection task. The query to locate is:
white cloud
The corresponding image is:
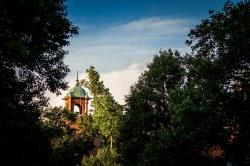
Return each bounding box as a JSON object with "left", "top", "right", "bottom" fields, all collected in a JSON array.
[
  {"left": 111, "top": 17, "right": 191, "bottom": 37},
  {"left": 101, "top": 61, "right": 148, "bottom": 104},
  {"left": 47, "top": 61, "right": 148, "bottom": 107}
]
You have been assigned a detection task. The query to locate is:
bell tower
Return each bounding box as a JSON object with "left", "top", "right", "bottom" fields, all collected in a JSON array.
[{"left": 63, "top": 72, "right": 90, "bottom": 116}]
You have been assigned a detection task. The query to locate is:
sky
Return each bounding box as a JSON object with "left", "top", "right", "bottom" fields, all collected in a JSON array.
[{"left": 48, "top": 0, "right": 240, "bottom": 106}]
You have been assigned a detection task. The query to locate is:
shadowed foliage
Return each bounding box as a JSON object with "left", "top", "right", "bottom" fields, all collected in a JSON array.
[
  {"left": 0, "top": 0, "right": 78, "bottom": 165},
  {"left": 118, "top": 1, "right": 250, "bottom": 165}
]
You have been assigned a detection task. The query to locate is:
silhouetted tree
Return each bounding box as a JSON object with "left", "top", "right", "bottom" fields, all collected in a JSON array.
[
  {"left": 118, "top": 1, "right": 250, "bottom": 165},
  {"left": 118, "top": 50, "right": 185, "bottom": 165},
  {"left": 0, "top": 0, "right": 78, "bottom": 165},
  {"left": 42, "top": 107, "right": 93, "bottom": 166},
  {"left": 186, "top": 1, "right": 250, "bottom": 164}
]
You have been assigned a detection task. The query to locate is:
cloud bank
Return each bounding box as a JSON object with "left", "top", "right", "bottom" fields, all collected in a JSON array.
[{"left": 47, "top": 61, "right": 148, "bottom": 107}]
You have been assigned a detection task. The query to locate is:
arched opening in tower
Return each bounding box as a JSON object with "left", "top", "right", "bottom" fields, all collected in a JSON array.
[{"left": 73, "top": 105, "right": 80, "bottom": 114}]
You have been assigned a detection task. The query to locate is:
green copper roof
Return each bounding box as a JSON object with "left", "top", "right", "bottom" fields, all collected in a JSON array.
[{"left": 66, "top": 71, "right": 88, "bottom": 98}]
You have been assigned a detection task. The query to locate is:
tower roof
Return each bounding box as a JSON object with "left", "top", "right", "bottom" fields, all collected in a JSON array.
[{"left": 66, "top": 71, "right": 88, "bottom": 98}]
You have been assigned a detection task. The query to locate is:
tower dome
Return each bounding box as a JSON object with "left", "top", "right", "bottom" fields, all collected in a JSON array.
[
  {"left": 66, "top": 71, "right": 88, "bottom": 97},
  {"left": 66, "top": 82, "right": 87, "bottom": 97}
]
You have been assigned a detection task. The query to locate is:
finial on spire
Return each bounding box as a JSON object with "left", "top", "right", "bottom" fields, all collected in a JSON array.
[{"left": 76, "top": 71, "right": 80, "bottom": 86}]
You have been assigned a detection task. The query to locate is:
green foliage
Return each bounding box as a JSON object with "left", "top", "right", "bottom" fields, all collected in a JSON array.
[
  {"left": 118, "top": 49, "right": 185, "bottom": 165},
  {"left": 51, "top": 135, "right": 92, "bottom": 166},
  {"left": 138, "top": 127, "right": 223, "bottom": 166},
  {"left": 82, "top": 147, "right": 120, "bottom": 166},
  {"left": 118, "top": 1, "right": 250, "bottom": 165},
  {"left": 42, "top": 107, "right": 77, "bottom": 137},
  {"left": 78, "top": 66, "right": 123, "bottom": 165},
  {"left": 85, "top": 66, "right": 123, "bottom": 147},
  {"left": 42, "top": 107, "right": 93, "bottom": 166},
  {"left": 79, "top": 114, "right": 96, "bottom": 135},
  {"left": 185, "top": 1, "right": 250, "bottom": 164}
]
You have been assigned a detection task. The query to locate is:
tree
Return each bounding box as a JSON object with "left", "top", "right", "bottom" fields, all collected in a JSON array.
[
  {"left": 81, "top": 66, "right": 123, "bottom": 165},
  {"left": 85, "top": 66, "right": 123, "bottom": 148},
  {"left": 0, "top": 0, "right": 77, "bottom": 104},
  {"left": 0, "top": 0, "right": 78, "bottom": 165},
  {"left": 185, "top": 1, "right": 250, "bottom": 164},
  {"left": 42, "top": 107, "right": 93, "bottom": 166},
  {"left": 82, "top": 147, "right": 120, "bottom": 166},
  {"left": 42, "top": 107, "right": 77, "bottom": 138},
  {"left": 118, "top": 50, "right": 185, "bottom": 165},
  {"left": 119, "top": 1, "right": 250, "bottom": 165}
]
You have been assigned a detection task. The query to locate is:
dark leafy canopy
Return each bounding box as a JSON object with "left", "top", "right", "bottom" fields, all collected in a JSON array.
[
  {"left": 0, "top": 0, "right": 78, "bottom": 104},
  {"left": 42, "top": 107, "right": 93, "bottom": 166},
  {"left": 186, "top": 0, "right": 250, "bottom": 164},
  {"left": 42, "top": 107, "right": 77, "bottom": 138},
  {"left": 186, "top": 0, "right": 250, "bottom": 93},
  {"left": 118, "top": 50, "right": 185, "bottom": 165},
  {"left": 118, "top": 1, "right": 250, "bottom": 165},
  {"left": 0, "top": 0, "right": 77, "bottom": 165}
]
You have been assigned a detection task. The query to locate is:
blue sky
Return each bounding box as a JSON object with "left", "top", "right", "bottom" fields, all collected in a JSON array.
[
  {"left": 64, "top": 0, "right": 239, "bottom": 73},
  {"left": 49, "top": 0, "right": 240, "bottom": 106},
  {"left": 67, "top": 0, "right": 229, "bottom": 25}
]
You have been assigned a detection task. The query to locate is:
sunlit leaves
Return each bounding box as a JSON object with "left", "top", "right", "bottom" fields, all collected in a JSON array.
[{"left": 86, "top": 66, "right": 123, "bottom": 145}]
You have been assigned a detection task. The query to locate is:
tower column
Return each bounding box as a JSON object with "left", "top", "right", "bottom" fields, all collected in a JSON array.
[{"left": 85, "top": 99, "right": 89, "bottom": 114}]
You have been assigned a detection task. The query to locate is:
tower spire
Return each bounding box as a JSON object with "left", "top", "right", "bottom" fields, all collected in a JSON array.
[
  {"left": 76, "top": 71, "right": 80, "bottom": 86},
  {"left": 77, "top": 71, "right": 79, "bottom": 81}
]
